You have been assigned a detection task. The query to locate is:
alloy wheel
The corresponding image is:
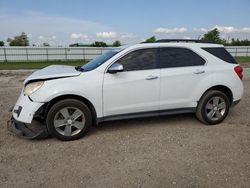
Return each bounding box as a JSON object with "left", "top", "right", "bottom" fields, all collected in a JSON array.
[
  {"left": 53, "top": 107, "right": 86, "bottom": 136},
  {"left": 205, "top": 96, "right": 226, "bottom": 121}
]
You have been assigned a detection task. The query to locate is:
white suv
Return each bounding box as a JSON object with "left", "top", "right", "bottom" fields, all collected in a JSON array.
[{"left": 8, "top": 40, "right": 244, "bottom": 141}]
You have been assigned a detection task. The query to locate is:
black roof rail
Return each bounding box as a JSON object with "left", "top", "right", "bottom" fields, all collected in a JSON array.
[{"left": 155, "top": 39, "right": 214, "bottom": 43}]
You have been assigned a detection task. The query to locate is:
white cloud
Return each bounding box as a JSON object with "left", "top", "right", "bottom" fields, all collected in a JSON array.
[
  {"left": 214, "top": 25, "right": 250, "bottom": 33},
  {"left": 39, "top": 35, "right": 57, "bottom": 41},
  {"left": 193, "top": 28, "right": 208, "bottom": 32},
  {"left": 70, "top": 33, "right": 88, "bottom": 39},
  {"left": 39, "top": 35, "right": 44, "bottom": 40},
  {"left": 3, "top": 11, "right": 248, "bottom": 46},
  {"left": 193, "top": 25, "right": 250, "bottom": 34},
  {"left": 96, "top": 32, "right": 117, "bottom": 38},
  {"left": 154, "top": 27, "right": 188, "bottom": 34},
  {"left": 27, "top": 33, "right": 33, "bottom": 38},
  {"left": 0, "top": 11, "right": 112, "bottom": 46},
  {"left": 241, "top": 27, "right": 250, "bottom": 32},
  {"left": 120, "top": 32, "right": 138, "bottom": 39},
  {"left": 37, "top": 35, "right": 58, "bottom": 46},
  {"left": 183, "top": 36, "right": 191, "bottom": 39},
  {"left": 118, "top": 33, "right": 145, "bottom": 44},
  {"left": 214, "top": 25, "right": 235, "bottom": 33}
]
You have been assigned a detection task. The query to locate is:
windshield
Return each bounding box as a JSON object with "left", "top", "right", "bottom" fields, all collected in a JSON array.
[{"left": 80, "top": 50, "right": 120, "bottom": 72}]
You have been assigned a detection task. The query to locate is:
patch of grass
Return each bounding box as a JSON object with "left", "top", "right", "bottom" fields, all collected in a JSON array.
[
  {"left": 235, "top": 56, "right": 250, "bottom": 64},
  {"left": 0, "top": 60, "right": 88, "bottom": 70}
]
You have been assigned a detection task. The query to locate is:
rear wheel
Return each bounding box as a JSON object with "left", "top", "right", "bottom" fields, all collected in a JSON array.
[
  {"left": 196, "top": 90, "right": 230, "bottom": 125},
  {"left": 46, "top": 99, "right": 92, "bottom": 141}
]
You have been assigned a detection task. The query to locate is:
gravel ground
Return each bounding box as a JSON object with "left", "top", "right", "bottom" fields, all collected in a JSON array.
[{"left": 0, "top": 69, "right": 250, "bottom": 188}]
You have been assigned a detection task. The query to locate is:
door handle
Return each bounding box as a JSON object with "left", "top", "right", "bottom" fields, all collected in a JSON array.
[
  {"left": 194, "top": 70, "right": 205, "bottom": 74},
  {"left": 146, "top": 75, "right": 159, "bottom": 80}
]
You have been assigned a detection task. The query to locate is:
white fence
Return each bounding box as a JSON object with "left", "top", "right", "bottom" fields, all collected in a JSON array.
[
  {"left": 0, "top": 47, "right": 115, "bottom": 62},
  {"left": 0, "top": 46, "right": 249, "bottom": 62},
  {"left": 225, "top": 46, "right": 250, "bottom": 57}
]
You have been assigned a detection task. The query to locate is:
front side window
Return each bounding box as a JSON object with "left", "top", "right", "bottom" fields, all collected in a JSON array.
[
  {"left": 159, "top": 47, "right": 206, "bottom": 68},
  {"left": 115, "top": 48, "right": 158, "bottom": 71},
  {"left": 80, "top": 50, "right": 120, "bottom": 72}
]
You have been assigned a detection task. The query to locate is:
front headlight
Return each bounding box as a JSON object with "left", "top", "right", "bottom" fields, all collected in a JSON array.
[{"left": 23, "top": 81, "right": 44, "bottom": 96}]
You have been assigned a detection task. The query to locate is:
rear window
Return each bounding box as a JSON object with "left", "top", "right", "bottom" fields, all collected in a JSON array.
[
  {"left": 202, "top": 47, "right": 237, "bottom": 64},
  {"left": 159, "top": 47, "right": 206, "bottom": 68}
]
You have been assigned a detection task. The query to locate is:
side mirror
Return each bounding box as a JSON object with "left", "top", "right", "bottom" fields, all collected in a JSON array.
[{"left": 108, "top": 63, "right": 124, "bottom": 74}]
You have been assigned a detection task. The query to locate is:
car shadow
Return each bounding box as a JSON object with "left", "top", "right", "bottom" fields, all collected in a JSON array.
[
  {"left": 27, "top": 113, "right": 199, "bottom": 140},
  {"left": 88, "top": 113, "right": 199, "bottom": 136}
]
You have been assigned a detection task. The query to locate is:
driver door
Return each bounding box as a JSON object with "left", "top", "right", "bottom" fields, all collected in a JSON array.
[{"left": 103, "top": 48, "right": 160, "bottom": 117}]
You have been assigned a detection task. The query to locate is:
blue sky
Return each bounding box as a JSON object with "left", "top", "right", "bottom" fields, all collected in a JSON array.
[{"left": 0, "top": 0, "right": 250, "bottom": 46}]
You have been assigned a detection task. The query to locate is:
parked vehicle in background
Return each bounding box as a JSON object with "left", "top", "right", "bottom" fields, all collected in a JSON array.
[{"left": 8, "top": 39, "right": 244, "bottom": 141}]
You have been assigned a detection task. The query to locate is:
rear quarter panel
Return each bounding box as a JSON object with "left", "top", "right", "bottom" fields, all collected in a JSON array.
[{"left": 193, "top": 64, "right": 243, "bottom": 103}]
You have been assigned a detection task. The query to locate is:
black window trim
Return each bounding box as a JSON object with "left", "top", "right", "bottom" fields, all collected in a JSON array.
[
  {"left": 105, "top": 46, "right": 208, "bottom": 73},
  {"left": 202, "top": 47, "right": 237, "bottom": 64},
  {"left": 158, "top": 46, "right": 207, "bottom": 69},
  {"left": 105, "top": 47, "right": 160, "bottom": 73}
]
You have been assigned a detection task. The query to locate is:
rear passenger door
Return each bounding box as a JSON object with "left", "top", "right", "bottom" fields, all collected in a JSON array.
[{"left": 159, "top": 47, "right": 207, "bottom": 110}]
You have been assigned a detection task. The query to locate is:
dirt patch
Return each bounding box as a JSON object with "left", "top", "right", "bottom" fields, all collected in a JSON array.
[{"left": 0, "top": 71, "right": 250, "bottom": 188}]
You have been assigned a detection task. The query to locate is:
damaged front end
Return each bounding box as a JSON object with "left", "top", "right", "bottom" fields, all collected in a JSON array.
[
  {"left": 7, "top": 117, "right": 49, "bottom": 139},
  {"left": 7, "top": 64, "right": 82, "bottom": 140},
  {"left": 7, "top": 103, "right": 50, "bottom": 139}
]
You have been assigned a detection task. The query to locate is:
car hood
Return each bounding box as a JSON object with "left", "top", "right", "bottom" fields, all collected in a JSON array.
[{"left": 24, "top": 65, "right": 81, "bottom": 84}]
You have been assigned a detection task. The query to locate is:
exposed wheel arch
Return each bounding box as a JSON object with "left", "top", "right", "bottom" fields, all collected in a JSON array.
[
  {"left": 44, "top": 94, "right": 97, "bottom": 125},
  {"left": 199, "top": 85, "right": 233, "bottom": 106}
]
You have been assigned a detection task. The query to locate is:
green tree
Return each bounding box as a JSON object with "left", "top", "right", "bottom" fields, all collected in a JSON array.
[
  {"left": 201, "top": 29, "right": 224, "bottom": 44},
  {"left": 0, "top": 41, "right": 4, "bottom": 47},
  {"left": 8, "top": 32, "right": 29, "bottom": 46},
  {"left": 112, "top": 40, "right": 121, "bottom": 47},
  {"left": 90, "top": 41, "right": 107, "bottom": 47},
  {"left": 241, "top": 39, "right": 250, "bottom": 46},
  {"left": 145, "top": 36, "right": 156, "bottom": 43},
  {"left": 202, "top": 29, "right": 250, "bottom": 46},
  {"left": 231, "top": 38, "right": 250, "bottom": 46}
]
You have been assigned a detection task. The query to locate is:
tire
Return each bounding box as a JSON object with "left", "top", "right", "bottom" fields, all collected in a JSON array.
[
  {"left": 46, "top": 99, "right": 92, "bottom": 141},
  {"left": 196, "top": 90, "right": 230, "bottom": 125}
]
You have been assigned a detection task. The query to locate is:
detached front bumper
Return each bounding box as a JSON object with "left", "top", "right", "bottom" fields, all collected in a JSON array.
[
  {"left": 8, "top": 92, "right": 49, "bottom": 139},
  {"left": 7, "top": 117, "right": 49, "bottom": 139}
]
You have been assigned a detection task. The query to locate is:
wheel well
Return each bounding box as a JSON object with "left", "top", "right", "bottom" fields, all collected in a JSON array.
[
  {"left": 202, "top": 85, "right": 233, "bottom": 105},
  {"left": 44, "top": 94, "right": 97, "bottom": 124}
]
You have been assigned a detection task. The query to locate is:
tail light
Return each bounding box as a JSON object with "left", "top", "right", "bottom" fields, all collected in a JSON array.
[{"left": 234, "top": 66, "right": 243, "bottom": 80}]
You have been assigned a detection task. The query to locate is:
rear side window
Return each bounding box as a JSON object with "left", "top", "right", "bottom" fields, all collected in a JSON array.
[
  {"left": 115, "top": 48, "right": 158, "bottom": 71},
  {"left": 159, "top": 47, "right": 206, "bottom": 68},
  {"left": 202, "top": 47, "right": 237, "bottom": 64}
]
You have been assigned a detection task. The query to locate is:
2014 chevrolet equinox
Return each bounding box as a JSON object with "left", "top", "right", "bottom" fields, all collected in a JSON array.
[{"left": 8, "top": 40, "right": 244, "bottom": 141}]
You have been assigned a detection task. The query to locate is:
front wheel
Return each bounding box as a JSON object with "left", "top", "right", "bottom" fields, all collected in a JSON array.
[
  {"left": 196, "top": 90, "right": 230, "bottom": 125},
  {"left": 46, "top": 99, "right": 92, "bottom": 141}
]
